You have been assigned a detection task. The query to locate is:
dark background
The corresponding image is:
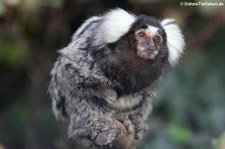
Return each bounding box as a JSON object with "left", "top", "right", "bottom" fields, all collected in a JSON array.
[{"left": 0, "top": 0, "right": 225, "bottom": 149}]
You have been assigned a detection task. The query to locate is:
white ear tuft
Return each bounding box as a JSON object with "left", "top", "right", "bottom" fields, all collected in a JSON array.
[
  {"left": 100, "top": 8, "right": 136, "bottom": 43},
  {"left": 161, "top": 18, "right": 185, "bottom": 66}
]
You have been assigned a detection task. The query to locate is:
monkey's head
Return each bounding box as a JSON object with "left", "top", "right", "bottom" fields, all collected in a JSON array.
[
  {"left": 100, "top": 8, "right": 185, "bottom": 66},
  {"left": 128, "top": 15, "right": 168, "bottom": 61}
]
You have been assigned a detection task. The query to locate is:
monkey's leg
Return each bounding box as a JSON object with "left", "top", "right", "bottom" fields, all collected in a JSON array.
[{"left": 129, "top": 114, "right": 149, "bottom": 140}]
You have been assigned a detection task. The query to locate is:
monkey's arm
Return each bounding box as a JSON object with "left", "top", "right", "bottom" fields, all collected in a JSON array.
[
  {"left": 66, "top": 94, "right": 136, "bottom": 147},
  {"left": 50, "top": 58, "right": 124, "bottom": 147},
  {"left": 49, "top": 55, "right": 118, "bottom": 117}
]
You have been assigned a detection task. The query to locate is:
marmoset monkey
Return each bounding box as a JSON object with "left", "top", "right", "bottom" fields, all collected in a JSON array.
[{"left": 49, "top": 8, "right": 185, "bottom": 148}]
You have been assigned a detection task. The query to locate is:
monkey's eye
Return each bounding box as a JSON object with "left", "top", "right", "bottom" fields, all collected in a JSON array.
[
  {"left": 153, "top": 36, "right": 161, "bottom": 44},
  {"left": 138, "top": 32, "right": 146, "bottom": 38}
]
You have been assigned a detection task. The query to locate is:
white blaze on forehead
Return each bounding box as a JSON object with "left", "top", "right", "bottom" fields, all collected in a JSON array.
[
  {"left": 136, "top": 25, "right": 159, "bottom": 37},
  {"left": 147, "top": 25, "right": 159, "bottom": 35}
]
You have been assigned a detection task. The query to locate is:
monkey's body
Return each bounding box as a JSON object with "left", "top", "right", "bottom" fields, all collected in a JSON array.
[{"left": 49, "top": 8, "right": 185, "bottom": 147}]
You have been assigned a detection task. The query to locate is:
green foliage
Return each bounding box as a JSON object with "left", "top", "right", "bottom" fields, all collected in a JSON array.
[
  {"left": 168, "top": 122, "right": 191, "bottom": 144},
  {"left": 20, "top": 0, "right": 62, "bottom": 12},
  {"left": 0, "top": 0, "right": 6, "bottom": 16},
  {"left": 0, "top": 39, "right": 27, "bottom": 66}
]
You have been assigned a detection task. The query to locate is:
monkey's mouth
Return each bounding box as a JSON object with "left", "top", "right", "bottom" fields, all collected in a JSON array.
[
  {"left": 137, "top": 48, "right": 159, "bottom": 60},
  {"left": 147, "top": 50, "right": 159, "bottom": 59}
]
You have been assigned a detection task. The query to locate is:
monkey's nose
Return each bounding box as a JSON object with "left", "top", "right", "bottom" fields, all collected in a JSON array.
[
  {"left": 146, "top": 40, "right": 158, "bottom": 51},
  {"left": 146, "top": 40, "right": 153, "bottom": 46},
  {"left": 148, "top": 45, "right": 158, "bottom": 52}
]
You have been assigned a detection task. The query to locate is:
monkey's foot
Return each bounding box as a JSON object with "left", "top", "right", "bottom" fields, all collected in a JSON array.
[
  {"left": 113, "top": 114, "right": 135, "bottom": 138},
  {"left": 129, "top": 115, "right": 149, "bottom": 140},
  {"left": 90, "top": 117, "right": 119, "bottom": 146}
]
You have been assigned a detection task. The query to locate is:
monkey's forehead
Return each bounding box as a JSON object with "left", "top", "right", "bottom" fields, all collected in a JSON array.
[
  {"left": 131, "top": 15, "right": 164, "bottom": 32},
  {"left": 131, "top": 23, "right": 165, "bottom": 36},
  {"left": 135, "top": 15, "right": 162, "bottom": 27}
]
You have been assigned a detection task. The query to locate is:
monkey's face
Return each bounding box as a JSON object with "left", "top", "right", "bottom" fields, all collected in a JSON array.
[
  {"left": 128, "top": 15, "right": 168, "bottom": 61},
  {"left": 135, "top": 26, "right": 163, "bottom": 60}
]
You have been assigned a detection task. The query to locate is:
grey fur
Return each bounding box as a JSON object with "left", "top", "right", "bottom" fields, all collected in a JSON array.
[{"left": 48, "top": 9, "right": 176, "bottom": 147}]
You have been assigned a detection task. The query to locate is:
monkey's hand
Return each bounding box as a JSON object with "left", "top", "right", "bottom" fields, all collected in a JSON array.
[
  {"left": 113, "top": 114, "right": 135, "bottom": 138},
  {"left": 129, "top": 115, "right": 149, "bottom": 140},
  {"left": 113, "top": 113, "right": 148, "bottom": 140},
  {"left": 89, "top": 117, "right": 135, "bottom": 148},
  {"left": 90, "top": 117, "right": 120, "bottom": 146}
]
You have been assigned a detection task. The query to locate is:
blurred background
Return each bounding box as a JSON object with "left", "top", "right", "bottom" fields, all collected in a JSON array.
[{"left": 0, "top": 0, "right": 225, "bottom": 149}]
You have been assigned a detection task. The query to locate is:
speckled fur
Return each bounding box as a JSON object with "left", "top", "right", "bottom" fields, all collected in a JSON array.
[{"left": 48, "top": 8, "right": 184, "bottom": 146}]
